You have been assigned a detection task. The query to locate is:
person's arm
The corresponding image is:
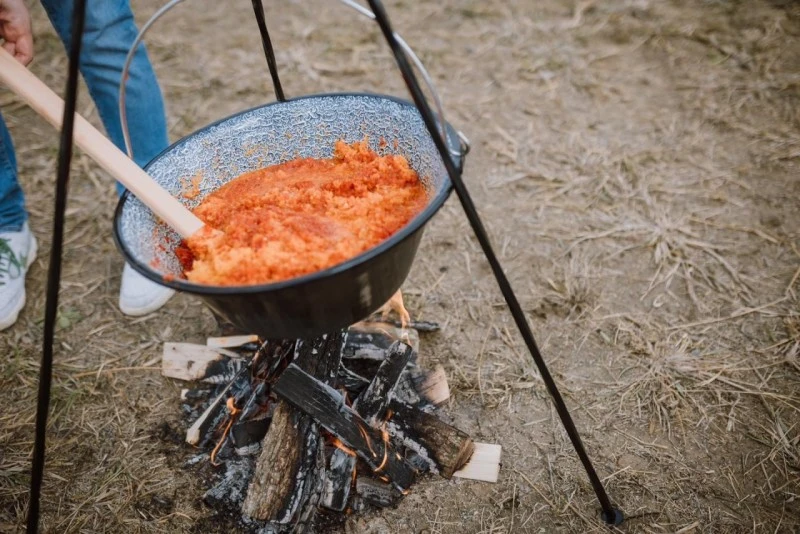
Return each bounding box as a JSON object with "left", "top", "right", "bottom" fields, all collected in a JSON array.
[{"left": 0, "top": 0, "right": 32, "bottom": 65}]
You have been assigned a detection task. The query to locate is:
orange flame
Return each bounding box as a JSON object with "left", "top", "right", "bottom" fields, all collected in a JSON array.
[
  {"left": 358, "top": 422, "right": 377, "bottom": 458},
  {"left": 210, "top": 397, "right": 241, "bottom": 466},
  {"left": 330, "top": 437, "right": 356, "bottom": 457},
  {"left": 372, "top": 420, "right": 392, "bottom": 474}
]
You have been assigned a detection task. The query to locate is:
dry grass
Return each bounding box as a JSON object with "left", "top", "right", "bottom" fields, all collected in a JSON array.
[{"left": 1, "top": 0, "right": 800, "bottom": 532}]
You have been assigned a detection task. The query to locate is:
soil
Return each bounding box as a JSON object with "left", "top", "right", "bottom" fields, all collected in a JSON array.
[{"left": 1, "top": 0, "right": 799, "bottom": 533}]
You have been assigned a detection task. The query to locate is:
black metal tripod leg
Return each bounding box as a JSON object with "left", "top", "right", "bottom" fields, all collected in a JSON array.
[
  {"left": 365, "top": 0, "right": 623, "bottom": 525},
  {"left": 27, "top": 1, "right": 88, "bottom": 532},
  {"left": 250, "top": 0, "right": 285, "bottom": 102}
]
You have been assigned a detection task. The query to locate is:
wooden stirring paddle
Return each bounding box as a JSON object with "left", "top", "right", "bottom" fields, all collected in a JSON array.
[{"left": 0, "top": 47, "right": 204, "bottom": 238}]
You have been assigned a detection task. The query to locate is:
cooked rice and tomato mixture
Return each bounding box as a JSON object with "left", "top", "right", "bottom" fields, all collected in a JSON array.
[{"left": 177, "top": 140, "right": 428, "bottom": 286}]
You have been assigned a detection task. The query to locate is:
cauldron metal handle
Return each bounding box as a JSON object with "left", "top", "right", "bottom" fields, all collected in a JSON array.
[{"left": 117, "top": 0, "right": 469, "bottom": 162}]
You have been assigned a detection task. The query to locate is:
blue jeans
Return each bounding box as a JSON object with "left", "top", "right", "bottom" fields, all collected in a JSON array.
[{"left": 0, "top": 0, "right": 168, "bottom": 232}]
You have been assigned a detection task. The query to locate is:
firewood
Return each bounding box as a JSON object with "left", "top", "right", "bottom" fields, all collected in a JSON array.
[
  {"left": 230, "top": 419, "right": 270, "bottom": 456},
  {"left": 243, "top": 333, "right": 344, "bottom": 523},
  {"left": 162, "top": 342, "right": 242, "bottom": 383},
  {"left": 321, "top": 448, "right": 357, "bottom": 512},
  {"left": 273, "top": 364, "right": 417, "bottom": 492},
  {"left": 385, "top": 400, "right": 473, "bottom": 479},
  {"left": 355, "top": 477, "right": 402, "bottom": 508},
  {"left": 185, "top": 363, "right": 251, "bottom": 446},
  {"left": 452, "top": 442, "right": 502, "bottom": 483},
  {"left": 352, "top": 341, "right": 414, "bottom": 423},
  {"left": 321, "top": 340, "right": 408, "bottom": 514},
  {"left": 413, "top": 364, "right": 450, "bottom": 406},
  {"left": 344, "top": 322, "right": 420, "bottom": 360},
  {"left": 206, "top": 334, "right": 259, "bottom": 349},
  {"left": 337, "top": 364, "right": 370, "bottom": 395}
]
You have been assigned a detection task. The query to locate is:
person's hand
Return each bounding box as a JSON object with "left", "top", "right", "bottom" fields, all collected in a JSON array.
[{"left": 0, "top": 0, "right": 33, "bottom": 65}]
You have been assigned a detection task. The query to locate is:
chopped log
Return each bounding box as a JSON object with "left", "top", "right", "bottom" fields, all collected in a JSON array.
[
  {"left": 273, "top": 364, "right": 417, "bottom": 492},
  {"left": 344, "top": 322, "right": 419, "bottom": 360},
  {"left": 352, "top": 341, "right": 413, "bottom": 423},
  {"left": 162, "top": 342, "right": 242, "bottom": 383},
  {"left": 355, "top": 477, "right": 402, "bottom": 508},
  {"left": 207, "top": 334, "right": 259, "bottom": 349},
  {"left": 413, "top": 364, "right": 450, "bottom": 406},
  {"left": 385, "top": 399, "right": 473, "bottom": 479},
  {"left": 452, "top": 442, "right": 502, "bottom": 482},
  {"left": 242, "top": 333, "right": 344, "bottom": 523},
  {"left": 321, "top": 448, "right": 357, "bottom": 512}
]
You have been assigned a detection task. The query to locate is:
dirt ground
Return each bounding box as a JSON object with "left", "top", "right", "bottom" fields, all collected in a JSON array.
[{"left": 1, "top": 0, "right": 799, "bottom": 532}]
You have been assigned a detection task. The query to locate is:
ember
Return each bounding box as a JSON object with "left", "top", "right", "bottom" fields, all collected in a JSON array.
[{"left": 165, "top": 314, "right": 501, "bottom": 532}]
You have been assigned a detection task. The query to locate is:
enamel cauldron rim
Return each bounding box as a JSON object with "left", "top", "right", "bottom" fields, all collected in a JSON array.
[{"left": 113, "top": 92, "right": 460, "bottom": 296}]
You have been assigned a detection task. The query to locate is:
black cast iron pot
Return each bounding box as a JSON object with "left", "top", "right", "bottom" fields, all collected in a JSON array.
[{"left": 113, "top": 93, "right": 464, "bottom": 339}]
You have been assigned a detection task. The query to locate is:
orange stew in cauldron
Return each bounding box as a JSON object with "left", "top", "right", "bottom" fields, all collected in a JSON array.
[{"left": 177, "top": 140, "right": 428, "bottom": 286}]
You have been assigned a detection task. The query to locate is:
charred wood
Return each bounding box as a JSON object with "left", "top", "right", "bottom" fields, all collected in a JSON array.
[
  {"left": 273, "top": 364, "right": 417, "bottom": 492},
  {"left": 385, "top": 399, "right": 473, "bottom": 479},
  {"left": 321, "top": 448, "right": 357, "bottom": 512},
  {"left": 337, "top": 364, "right": 370, "bottom": 395},
  {"left": 186, "top": 363, "right": 251, "bottom": 446},
  {"left": 206, "top": 334, "right": 260, "bottom": 349},
  {"left": 242, "top": 332, "right": 344, "bottom": 523},
  {"left": 355, "top": 477, "right": 402, "bottom": 508},
  {"left": 352, "top": 341, "right": 413, "bottom": 423},
  {"left": 344, "top": 322, "right": 419, "bottom": 360}
]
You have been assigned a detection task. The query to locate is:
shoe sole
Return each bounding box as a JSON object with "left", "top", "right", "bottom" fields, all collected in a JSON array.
[{"left": 0, "top": 236, "right": 38, "bottom": 331}]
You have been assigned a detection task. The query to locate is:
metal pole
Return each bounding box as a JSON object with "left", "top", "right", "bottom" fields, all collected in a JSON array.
[
  {"left": 365, "top": 0, "right": 623, "bottom": 525},
  {"left": 27, "top": 0, "right": 87, "bottom": 531}
]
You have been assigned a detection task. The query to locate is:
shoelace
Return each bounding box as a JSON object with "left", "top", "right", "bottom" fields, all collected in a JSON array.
[{"left": 0, "top": 237, "right": 23, "bottom": 286}]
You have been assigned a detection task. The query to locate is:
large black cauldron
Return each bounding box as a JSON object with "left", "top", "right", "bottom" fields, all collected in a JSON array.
[{"left": 113, "top": 93, "right": 463, "bottom": 339}]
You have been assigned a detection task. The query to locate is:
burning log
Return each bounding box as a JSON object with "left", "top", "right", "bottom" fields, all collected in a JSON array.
[
  {"left": 321, "top": 341, "right": 412, "bottom": 512},
  {"left": 321, "top": 445, "right": 357, "bottom": 512},
  {"left": 385, "top": 400, "right": 473, "bottom": 478},
  {"left": 352, "top": 341, "right": 414, "bottom": 423},
  {"left": 186, "top": 363, "right": 251, "bottom": 446},
  {"left": 343, "top": 322, "right": 419, "bottom": 361},
  {"left": 169, "top": 311, "right": 488, "bottom": 526},
  {"left": 273, "top": 364, "right": 417, "bottom": 492},
  {"left": 242, "top": 333, "right": 344, "bottom": 523}
]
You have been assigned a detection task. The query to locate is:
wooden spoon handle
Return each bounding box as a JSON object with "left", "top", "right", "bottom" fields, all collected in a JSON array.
[{"left": 0, "top": 48, "right": 204, "bottom": 238}]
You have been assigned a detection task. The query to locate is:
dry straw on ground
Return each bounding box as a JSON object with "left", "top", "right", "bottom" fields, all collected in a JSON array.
[{"left": 1, "top": 0, "right": 799, "bottom": 532}]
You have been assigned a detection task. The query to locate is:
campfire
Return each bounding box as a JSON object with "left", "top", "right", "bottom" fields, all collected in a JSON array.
[{"left": 162, "top": 304, "right": 501, "bottom": 531}]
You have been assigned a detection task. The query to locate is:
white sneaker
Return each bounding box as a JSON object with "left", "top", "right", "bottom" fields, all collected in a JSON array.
[
  {"left": 119, "top": 263, "right": 175, "bottom": 316},
  {"left": 0, "top": 222, "right": 37, "bottom": 331}
]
